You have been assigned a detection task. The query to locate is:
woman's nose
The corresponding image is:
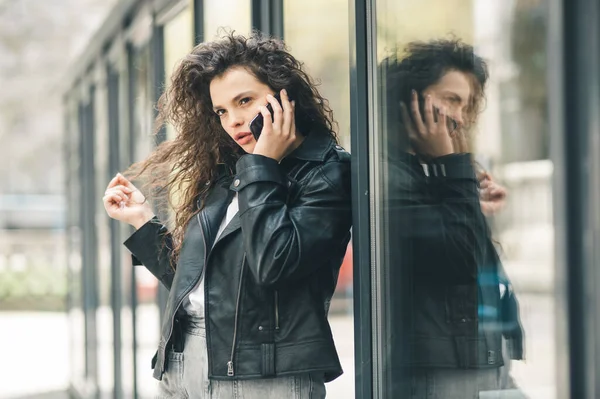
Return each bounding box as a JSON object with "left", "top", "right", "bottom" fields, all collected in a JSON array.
[
  {"left": 449, "top": 109, "right": 465, "bottom": 126},
  {"left": 227, "top": 111, "right": 244, "bottom": 128}
]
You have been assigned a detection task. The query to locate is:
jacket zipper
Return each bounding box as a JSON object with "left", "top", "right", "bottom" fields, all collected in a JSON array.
[
  {"left": 274, "top": 291, "right": 280, "bottom": 330},
  {"left": 159, "top": 213, "right": 208, "bottom": 372},
  {"left": 228, "top": 253, "right": 246, "bottom": 376}
]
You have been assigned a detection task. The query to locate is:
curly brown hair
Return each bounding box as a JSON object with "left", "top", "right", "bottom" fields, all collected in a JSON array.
[{"left": 125, "top": 31, "right": 338, "bottom": 267}]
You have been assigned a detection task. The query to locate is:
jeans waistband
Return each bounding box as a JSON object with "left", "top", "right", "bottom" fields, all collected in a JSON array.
[{"left": 183, "top": 315, "right": 205, "bottom": 335}]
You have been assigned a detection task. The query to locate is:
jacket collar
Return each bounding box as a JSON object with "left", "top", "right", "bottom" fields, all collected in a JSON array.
[
  {"left": 211, "top": 132, "right": 334, "bottom": 183},
  {"left": 287, "top": 132, "right": 335, "bottom": 162}
]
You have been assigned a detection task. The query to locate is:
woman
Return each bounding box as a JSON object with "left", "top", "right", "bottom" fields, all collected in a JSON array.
[
  {"left": 381, "top": 39, "right": 526, "bottom": 398},
  {"left": 103, "top": 32, "right": 352, "bottom": 398}
]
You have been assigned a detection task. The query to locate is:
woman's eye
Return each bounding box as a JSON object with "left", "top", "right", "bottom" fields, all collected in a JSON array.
[
  {"left": 240, "top": 97, "right": 251, "bottom": 106},
  {"left": 215, "top": 109, "right": 225, "bottom": 116}
]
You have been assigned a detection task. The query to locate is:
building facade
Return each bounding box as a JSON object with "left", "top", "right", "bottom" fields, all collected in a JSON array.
[{"left": 62, "top": 0, "right": 600, "bottom": 398}]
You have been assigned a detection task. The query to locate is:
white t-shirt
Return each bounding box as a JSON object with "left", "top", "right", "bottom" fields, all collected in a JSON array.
[{"left": 184, "top": 194, "right": 239, "bottom": 316}]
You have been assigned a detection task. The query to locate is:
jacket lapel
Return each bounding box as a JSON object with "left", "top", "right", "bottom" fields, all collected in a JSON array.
[
  {"left": 200, "top": 185, "right": 234, "bottom": 248},
  {"left": 213, "top": 212, "right": 241, "bottom": 247}
]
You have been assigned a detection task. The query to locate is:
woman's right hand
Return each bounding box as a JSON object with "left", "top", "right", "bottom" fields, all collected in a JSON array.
[
  {"left": 400, "top": 90, "right": 455, "bottom": 160},
  {"left": 103, "top": 173, "right": 155, "bottom": 229}
]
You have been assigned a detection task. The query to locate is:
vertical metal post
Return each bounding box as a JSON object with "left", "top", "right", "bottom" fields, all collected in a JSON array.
[
  {"left": 80, "top": 86, "right": 99, "bottom": 397},
  {"left": 151, "top": 22, "right": 169, "bottom": 325},
  {"left": 107, "top": 65, "right": 123, "bottom": 399},
  {"left": 252, "top": 0, "right": 283, "bottom": 38},
  {"left": 193, "top": 0, "right": 204, "bottom": 44},
  {"left": 551, "top": 0, "right": 600, "bottom": 397},
  {"left": 126, "top": 43, "right": 139, "bottom": 399},
  {"left": 348, "top": 0, "right": 373, "bottom": 397}
]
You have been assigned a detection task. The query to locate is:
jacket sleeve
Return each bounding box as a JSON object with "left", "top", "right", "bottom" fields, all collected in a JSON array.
[
  {"left": 123, "top": 217, "right": 176, "bottom": 290},
  {"left": 232, "top": 153, "right": 352, "bottom": 288},
  {"left": 387, "top": 153, "right": 489, "bottom": 283}
]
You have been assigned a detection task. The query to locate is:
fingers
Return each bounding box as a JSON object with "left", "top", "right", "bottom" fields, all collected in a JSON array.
[
  {"left": 489, "top": 184, "right": 507, "bottom": 200},
  {"left": 104, "top": 186, "right": 131, "bottom": 203},
  {"left": 257, "top": 104, "right": 273, "bottom": 137},
  {"left": 116, "top": 173, "right": 136, "bottom": 190},
  {"left": 400, "top": 102, "right": 417, "bottom": 138},
  {"left": 266, "top": 93, "right": 283, "bottom": 130},
  {"left": 477, "top": 171, "right": 491, "bottom": 184},
  {"left": 106, "top": 174, "right": 121, "bottom": 189},
  {"left": 438, "top": 106, "right": 449, "bottom": 134},
  {"left": 103, "top": 192, "right": 125, "bottom": 207},
  {"left": 451, "top": 131, "right": 461, "bottom": 153},
  {"left": 279, "top": 89, "right": 295, "bottom": 136},
  {"left": 290, "top": 100, "right": 297, "bottom": 138},
  {"left": 410, "top": 90, "right": 427, "bottom": 134},
  {"left": 108, "top": 173, "right": 136, "bottom": 192},
  {"left": 423, "top": 94, "right": 435, "bottom": 127},
  {"left": 261, "top": 90, "right": 295, "bottom": 140}
]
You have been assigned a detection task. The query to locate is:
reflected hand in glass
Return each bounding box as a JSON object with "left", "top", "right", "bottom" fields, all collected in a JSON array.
[
  {"left": 399, "top": 90, "right": 455, "bottom": 159},
  {"left": 478, "top": 171, "right": 508, "bottom": 216}
]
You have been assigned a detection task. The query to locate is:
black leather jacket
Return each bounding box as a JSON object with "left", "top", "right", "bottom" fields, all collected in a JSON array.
[
  {"left": 124, "top": 133, "right": 352, "bottom": 382},
  {"left": 384, "top": 153, "right": 524, "bottom": 372}
]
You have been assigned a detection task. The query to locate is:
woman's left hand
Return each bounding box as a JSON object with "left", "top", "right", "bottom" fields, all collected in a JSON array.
[
  {"left": 478, "top": 172, "right": 508, "bottom": 216},
  {"left": 253, "top": 89, "right": 303, "bottom": 162}
]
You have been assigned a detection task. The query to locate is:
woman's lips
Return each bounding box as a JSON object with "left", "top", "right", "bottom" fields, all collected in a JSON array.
[{"left": 236, "top": 132, "right": 253, "bottom": 145}]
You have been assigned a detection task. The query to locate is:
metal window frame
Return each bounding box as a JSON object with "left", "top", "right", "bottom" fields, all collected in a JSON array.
[
  {"left": 125, "top": 41, "right": 141, "bottom": 399},
  {"left": 79, "top": 84, "right": 99, "bottom": 395},
  {"left": 193, "top": 0, "right": 204, "bottom": 44},
  {"left": 348, "top": 0, "right": 374, "bottom": 398},
  {"left": 252, "top": 0, "right": 283, "bottom": 37},
  {"left": 150, "top": 18, "right": 170, "bottom": 325},
  {"left": 551, "top": 0, "right": 600, "bottom": 397},
  {"left": 106, "top": 63, "right": 124, "bottom": 399}
]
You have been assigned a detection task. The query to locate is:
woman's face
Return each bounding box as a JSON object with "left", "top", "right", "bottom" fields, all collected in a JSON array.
[
  {"left": 422, "top": 70, "right": 474, "bottom": 127},
  {"left": 210, "top": 66, "right": 275, "bottom": 154}
]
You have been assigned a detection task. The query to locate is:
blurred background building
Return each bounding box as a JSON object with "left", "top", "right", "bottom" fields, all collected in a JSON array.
[
  {"left": 1, "top": 0, "right": 598, "bottom": 398},
  {"left": 0, "top": 1, "right": 116, "bottom": 397}
]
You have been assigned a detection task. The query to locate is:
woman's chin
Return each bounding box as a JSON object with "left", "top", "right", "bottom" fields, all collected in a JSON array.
[{"left": 239, "top": 142, "right": 256, "bottom": 154}]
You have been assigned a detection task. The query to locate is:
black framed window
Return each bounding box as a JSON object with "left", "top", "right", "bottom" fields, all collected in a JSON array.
[{"left": 363, "top": 0, "right": 557, "bottom": 397}]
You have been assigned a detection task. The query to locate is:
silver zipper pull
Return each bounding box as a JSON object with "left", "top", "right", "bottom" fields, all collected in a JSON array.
[{"left": 227, "top": 361, "right": 234, "bottom": 376}]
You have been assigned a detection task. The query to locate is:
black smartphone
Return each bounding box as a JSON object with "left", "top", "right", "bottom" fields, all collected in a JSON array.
[{"left": 249, "top": 93, "right": 286, "bottom": 140}]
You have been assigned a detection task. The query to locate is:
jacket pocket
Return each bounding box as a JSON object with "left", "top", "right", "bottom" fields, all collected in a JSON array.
[{"left": 445, "top": 285, "right": 478, "bottom": 323}]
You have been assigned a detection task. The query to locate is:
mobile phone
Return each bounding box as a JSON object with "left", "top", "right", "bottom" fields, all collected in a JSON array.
[{"left": 249, "top": 93, "right": 286, "bottom": 140}]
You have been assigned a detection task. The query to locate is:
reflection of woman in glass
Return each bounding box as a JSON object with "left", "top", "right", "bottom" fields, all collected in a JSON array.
[
  {"left": 102, "top": 32, "right": 351, "bottom": 398},
  {"left": 381, "top": 39, "right": 526, "bottom": 398}
]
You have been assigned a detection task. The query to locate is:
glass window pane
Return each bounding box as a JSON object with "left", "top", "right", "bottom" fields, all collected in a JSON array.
[
  {"left": 373, "top": 1, "right": 553, "bottom": 398},
  {"left": 284, "top": 0, "right": 351, "bottom": 150},
  {"left": 130, "top": 43, "right": 161, "bottom": 398},
  {"left": 164, "top": 7, "right": 194, "bottom": 140},
  {"left": 66, "top": 95, "right": 86, "bottom": 392},
  {"left": 284, "top": 2, "right": 353, "bottom": 398},
  {"left": 204, "top": 0, "right": 251, "bottom": 40}
]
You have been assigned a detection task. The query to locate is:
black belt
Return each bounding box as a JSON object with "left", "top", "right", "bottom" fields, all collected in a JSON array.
[{"left": 171, "top": 317, "right": 186, "bottom": 353}]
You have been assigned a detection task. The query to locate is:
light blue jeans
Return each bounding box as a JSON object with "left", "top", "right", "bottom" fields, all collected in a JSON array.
[
  {"left": 156, "top": 317, "right": 326, "bottom": 399},
  {"left": 409, "top": 340, "right": 529, "bottom": 399}
]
